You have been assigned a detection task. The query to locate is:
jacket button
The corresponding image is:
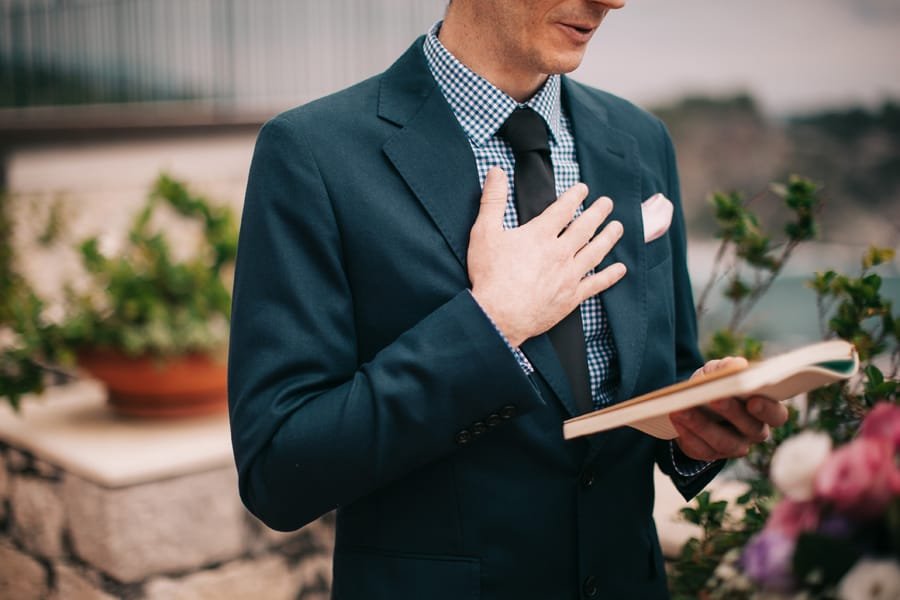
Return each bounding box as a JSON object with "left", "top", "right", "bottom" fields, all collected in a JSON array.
[
  {"left": 472, "top": 421, "right": 487, "bottom": 436},
  {"left": 455, "top": 430, "right": 471, "bottom": 445},
  {"left": 583, "top": 575, "right": 599, "bottom": 598},
  {"left": 580, "top": 469, "right": 594, "bottom": 490},
  {"left": 500, "top": 405, "right": 517, "bottom": 419},
  {"left": 486, "top": 413, "right": 501, "bottom": 427}
]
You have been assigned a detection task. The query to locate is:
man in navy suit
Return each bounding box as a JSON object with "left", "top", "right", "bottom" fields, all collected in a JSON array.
[{"left": 228, "top": 1, "right": 788, "bottom": 597}]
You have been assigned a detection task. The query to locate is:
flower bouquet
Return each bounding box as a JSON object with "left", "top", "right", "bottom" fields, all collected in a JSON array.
[{"left": 707, "top": 403, "right": 900, "bottom": 599}]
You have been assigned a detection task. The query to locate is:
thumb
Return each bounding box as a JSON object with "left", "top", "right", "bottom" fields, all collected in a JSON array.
[{"left": 475, "top": 167, "right": 509, "bottom": 230}]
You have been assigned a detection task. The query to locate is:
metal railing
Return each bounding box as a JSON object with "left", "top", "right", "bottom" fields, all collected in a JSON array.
[{"left": 0, "top": 0, "right": 445, "bottom": 110}]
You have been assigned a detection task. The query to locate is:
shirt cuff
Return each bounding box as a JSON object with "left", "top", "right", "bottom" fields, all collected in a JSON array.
[
  {"left": 669, "top": 439, "right": 716, "bottom": 478},
  {"left": 467, "top": 289, "right": 534, "bottom": 375}
]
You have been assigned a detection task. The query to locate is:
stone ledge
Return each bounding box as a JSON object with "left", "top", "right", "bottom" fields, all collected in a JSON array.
[
  {"left": 0, "top": 540, "right": 50, "bottom": 600},
  {"left": 64, "top": 469, "right": 247, "bottom": 582},
  {"left": 0, "top": 380, "right": 233, "bottom": 488}
]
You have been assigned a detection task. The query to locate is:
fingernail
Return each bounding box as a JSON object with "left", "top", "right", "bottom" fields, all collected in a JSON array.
[{"left": 610, "top": 220, "right": 623, "bottom": 236}]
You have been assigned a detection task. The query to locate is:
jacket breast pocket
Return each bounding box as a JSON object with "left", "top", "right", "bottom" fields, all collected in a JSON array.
[
  {"left": 332, "top": 548, "right": 480, "bottom": 600},
  {"left": 644, "top": 232, "right": 672, "bottom": 271}
]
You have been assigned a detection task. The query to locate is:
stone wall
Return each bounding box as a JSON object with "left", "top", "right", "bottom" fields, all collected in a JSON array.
[{"left": 0, "top": 443, "right": 334, "bottom": 600}]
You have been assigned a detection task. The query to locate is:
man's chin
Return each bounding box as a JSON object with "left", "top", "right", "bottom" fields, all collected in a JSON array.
[{"left": 542, "top": 53, "right": 588, "bottom": 76}]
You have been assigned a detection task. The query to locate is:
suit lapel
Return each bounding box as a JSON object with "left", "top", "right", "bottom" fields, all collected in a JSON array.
[
  {"left": 380, "top": 43, "right": 481, "bottom": 271},
  {"left": 377, "top": 42, "right": 604, "bottom": 418},
  {"left": 563, "top": 78, "right": 648, "bottom": 405}
]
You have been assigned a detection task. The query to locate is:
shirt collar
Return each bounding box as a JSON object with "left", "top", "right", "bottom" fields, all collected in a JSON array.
[{"left": 423, "top": 21, "right": 562, "bottom": 148}]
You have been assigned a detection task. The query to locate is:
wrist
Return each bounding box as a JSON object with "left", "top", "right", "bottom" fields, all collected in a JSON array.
[{"left": 470, "top": 289, "right": 527, "bottom": 347}]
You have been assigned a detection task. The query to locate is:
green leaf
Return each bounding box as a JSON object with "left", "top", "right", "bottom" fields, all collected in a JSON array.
[
  {"left": 793, "top": 533, "right": 861, "bottom": 590},
  {"left": 862, "top": 246, "right": 895, "bottom": 269}
]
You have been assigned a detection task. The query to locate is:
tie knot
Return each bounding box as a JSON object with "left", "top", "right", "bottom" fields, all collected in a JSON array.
[{"left": 499, "top": 107, "right": 550, "bottom": 154}]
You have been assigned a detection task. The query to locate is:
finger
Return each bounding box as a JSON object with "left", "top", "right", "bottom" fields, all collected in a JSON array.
[
  {"left": 573, "top": 220, "right": 623, "bottom": 275},
  {"left": 671, "top": 415, "right": 719, "bottom": 462},
  {"left": 473, "top": 167, "right": 509, "bottom": 232},
  {"left": 561, "top": 196, "right": 614, "bottom": 252},
  {"left": 673, "top": 408, "right": 750, "bottom": 458},
  {"left": 746, "top": 396, "right": 789, "bottom": 427},
  {"left": 576, "top": 262, "right": 627, "bottom": 302},
  {"left": 536, "top": 182, "right": 589, "bottom": 233},
  {"left": 706, "top": 396, "right": 770, "bottom": 443},
  {"left": 691, "top": 356, "right": 749, "bottom": 381}
]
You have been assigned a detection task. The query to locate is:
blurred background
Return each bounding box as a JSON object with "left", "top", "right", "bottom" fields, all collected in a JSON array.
[
  {"left": 0, "top": 1, "right": 898, "bottom": 599},
  {"left": 2, "top": 0, "right": 898, "bottom": 343}
]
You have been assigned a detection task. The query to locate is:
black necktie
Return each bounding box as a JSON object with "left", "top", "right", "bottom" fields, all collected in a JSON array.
[{"left": 499, "top": 107, "right": 593, "bottom": 415}]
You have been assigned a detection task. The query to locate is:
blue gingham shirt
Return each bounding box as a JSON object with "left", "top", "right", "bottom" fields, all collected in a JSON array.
[
  {"left": 424, "top": 22, "right": 619, "bottom": 410},
  {"left": 423, "top": 23, "right": 711, "bottom": 477}
]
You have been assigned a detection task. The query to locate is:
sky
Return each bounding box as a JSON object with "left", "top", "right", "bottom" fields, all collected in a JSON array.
[{"left": 570, "top": 0, "right": 900, "bottom": 114}]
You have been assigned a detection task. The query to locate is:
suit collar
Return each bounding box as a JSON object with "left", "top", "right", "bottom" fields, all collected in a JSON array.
[{"left": 377, "top": 36, "right": 436, "bottom": 128}]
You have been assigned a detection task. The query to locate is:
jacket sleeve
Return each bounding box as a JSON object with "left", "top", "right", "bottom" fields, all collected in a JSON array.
[
  {"left": 651, "top": 118, "right": 726, "bottom": 500},
  {"left": 228, "top": 116, "right": 543, "bottom": 531}
]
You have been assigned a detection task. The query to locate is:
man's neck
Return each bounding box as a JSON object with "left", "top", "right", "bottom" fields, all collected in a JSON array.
[{"left": 437, "top": 18, "right": 547, "bottom": 103}]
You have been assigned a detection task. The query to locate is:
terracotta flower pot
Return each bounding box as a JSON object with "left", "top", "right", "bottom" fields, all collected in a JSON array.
[{"left": 77, "top": 349, "right": 228, "bottom": 418}]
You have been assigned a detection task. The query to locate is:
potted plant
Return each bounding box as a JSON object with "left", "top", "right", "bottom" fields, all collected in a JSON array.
[
  {"left": 1, "top": 175, "right": 238, "bottom": 417},
  {"left": 55, "top": 174, "right": 239, "bottom": 417}
]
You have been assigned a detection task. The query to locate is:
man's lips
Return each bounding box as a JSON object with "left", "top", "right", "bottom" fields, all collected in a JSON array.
[{"left": 556, "top": 22, "right": 597, "bottom": 43}]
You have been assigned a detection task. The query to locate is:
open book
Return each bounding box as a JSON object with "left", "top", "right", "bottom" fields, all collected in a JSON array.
[{"left": 563, "top": 340, "right": 859, "bottom": 441}]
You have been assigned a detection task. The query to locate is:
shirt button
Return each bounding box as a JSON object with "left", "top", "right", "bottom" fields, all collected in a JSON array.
[
  {"left": 472, "top": 421, "right": 487, "bottom": 436},
  {"left": 583, "top": 575, "right": 599, "bottom": 598},
  {"left": 455, "top": 430, "right": 472, "bottom": 445},
  {"left": 580, "top": 469, "right": 594, "bottom": 490},
  {"left": 500, "top": 405, "right": 517, "bottom": 419},
  {"left": 486, "top": 413, "right": 501, "bottom": 428}
]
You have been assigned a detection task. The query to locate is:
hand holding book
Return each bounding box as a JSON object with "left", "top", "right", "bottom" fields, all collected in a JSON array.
[
  {"left": 563, "top": 341, "right": 859, "bottom": 461},
  {"left": 669, "top": 356, "right": 789, "bottom": 462}
]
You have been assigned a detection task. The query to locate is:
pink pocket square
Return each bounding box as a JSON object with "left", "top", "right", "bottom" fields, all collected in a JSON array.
[{"left": 641, "top": 193, "right": 673, "bottom": 243}]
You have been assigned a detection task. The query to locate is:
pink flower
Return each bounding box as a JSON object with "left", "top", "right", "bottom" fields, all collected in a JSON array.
[
  {"left": 814, "top": 436, "right": 900, "bottom": 520},
  {"left": 765, "top": 498, "right": 820, "bottom": 538},
  {"left": 860, "top": 402, "right": 900, "bottom": 451}
]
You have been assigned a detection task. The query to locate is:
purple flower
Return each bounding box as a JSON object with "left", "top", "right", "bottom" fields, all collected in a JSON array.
[{"left": 741, "top": 530, "right": 796, "bottom": 592}]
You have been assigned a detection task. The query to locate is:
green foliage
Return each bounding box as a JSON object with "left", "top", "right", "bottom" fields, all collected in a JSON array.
[
  {"left": 792, "top": 533, "right": 860, "bottom": 593},
  {"left": 705, "top": 330, "right": 763, "bottom": 362},
  {"left": 805, "top": 246, "right": 899, "bottom": 445},
  {"left": 61, "top": 174, "right": 238, "bottom": 358},
  {"left": 0, "top": 192, "right": 74, "bottom": 408},
  {"left": 698, "top": 175, "right": 823, "bottom": 359},
  {"left": 669, "top": 482, "right": 773, "bottom": 599},
  {"left": 0, "top": 174, "right": 238, "bottom": 410},
  {"left": 672, "top": 172, "right": 898, "bottom": 597}
]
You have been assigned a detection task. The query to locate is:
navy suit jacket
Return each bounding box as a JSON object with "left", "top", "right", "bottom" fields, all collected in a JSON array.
[{"left": 228, "top": 37, "right": 722, "bottom": 600}]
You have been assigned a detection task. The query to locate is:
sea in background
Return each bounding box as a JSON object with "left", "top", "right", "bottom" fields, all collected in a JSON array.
[{"left": 689, "top": 240, "right": 900, "bottom": 352}]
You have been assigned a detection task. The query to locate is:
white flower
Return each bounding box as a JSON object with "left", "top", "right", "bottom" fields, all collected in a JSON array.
[
  {"left": 97, "top": 232, "right": 122, "bottom": 258},
  {"left": 715, "top": 561, "right": 739, "bottom": 580},
  {"left": 40, "top": 302, "right": 66, "bottom": 326},
  {"left": 838, "top": 558, "right": 900, "bottom": 600},
  {"left": 770, "top": 430, "right": 832, "bottom": 500},
  {"left": 0, "top": 327, "right": 24, "bottom": 351}
]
